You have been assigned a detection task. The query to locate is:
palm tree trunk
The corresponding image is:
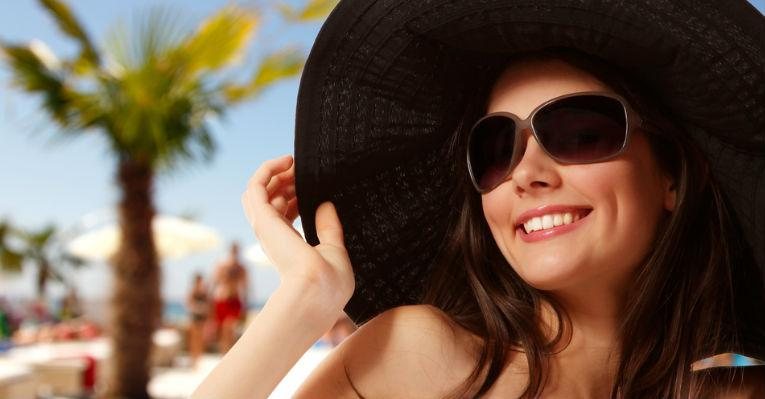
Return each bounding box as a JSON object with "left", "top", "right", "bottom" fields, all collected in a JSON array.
[
  {"left": 106, "top": 158, "right": 161, "bottom": 399},
  {"left": 36, "top": 261, "right": 49, "bottom": 299}
]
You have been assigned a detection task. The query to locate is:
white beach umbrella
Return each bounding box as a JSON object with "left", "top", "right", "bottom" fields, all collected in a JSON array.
[
  {"left": 244, "top": 224, "right": 303, "bottom": 268},
  {"left": 66, "top": 216, "right": 222, "bottom": 261},
  {"left": 244, "top": 242, "right": 274, "bottom": 268}
]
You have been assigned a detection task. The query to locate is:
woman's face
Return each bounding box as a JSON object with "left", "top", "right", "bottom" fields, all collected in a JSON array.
[{"left": 481, "top": 59, "right": 676, "bottom": 294}]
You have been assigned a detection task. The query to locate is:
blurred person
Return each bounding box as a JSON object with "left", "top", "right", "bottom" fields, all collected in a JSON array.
[
  {"left": 0, "top": 308, "right": 10, "bottom": 340},
  {"left": 212, "top": 242, "right": 248, "bottom": 353},
  {"left": 58, "top": 286, "right": 83, "bottom": 321},
  {"left": 52, "top": 320, "right": 78, "bottom": 341},
  {"left": 13, "top": 297, "right": 57, "bottom": 343},
  {"left": 186, "top": 272, "right": 210, "bottom": 366},
  {"left": 29, "top": 296, "right": 54, "bottom": 324},
  {"left": 0, "top": 298, "right": 15, "bottom": 340}
]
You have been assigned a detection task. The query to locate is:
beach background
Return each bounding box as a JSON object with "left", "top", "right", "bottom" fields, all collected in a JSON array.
[
  {"left": 0, "top": 1, "right": 334, "bottom": 397},
  {"left": 0, "top": 0, "right": 322, "bottom": 309}
]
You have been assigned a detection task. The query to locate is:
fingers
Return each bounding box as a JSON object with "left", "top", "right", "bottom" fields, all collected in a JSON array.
[
  {"left": 269, "top": 183, "right": 296, "bottom": 213},
  {"left": 315, "top": 202, "right": 345, "bottom": 248},
  {"left": 241, "top": 187, "right": 306, "bottom": 267},
  {"left": 242, "top": 154, "right": 302, "bottom": 241},
  {"left": 284, "top": 197, "right": 299, "bottom": 222},
  {"left": 251, "top": 154, "right": 296, "bottom": 217},
  {"left": 246, "top": 154, "right": 293, "bottom": 203},
  {"left": 243, "top": 154, "right": 295, "bottom": 216},
  {"left": 242, "top": 158, "right": 353, "bottom": 296},
  {"left": 267, "top": 163, "right": 296, "bottom": 218},
  {"left": 266, "top": 162, "right": 295, "bottom": 196},
  {"left": 269, "top": 180, "right": 296, "bottom": 203}
]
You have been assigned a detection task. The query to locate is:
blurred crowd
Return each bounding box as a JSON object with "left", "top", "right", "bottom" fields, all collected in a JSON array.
[
  {"left": 0, "top": 288, "right": 102, "bottom": 348},
  {"left": 0, "top": 241, "right": 357, "bottom": 362}
]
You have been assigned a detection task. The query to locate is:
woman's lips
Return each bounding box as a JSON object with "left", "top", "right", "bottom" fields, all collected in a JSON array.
[{"left": 517, "top": 210, "right": 592, "bottom": 243}]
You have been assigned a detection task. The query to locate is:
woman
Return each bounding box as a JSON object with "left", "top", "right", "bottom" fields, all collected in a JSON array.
[
  {"left": 193, "top": 1, "right": 765, "bottom": 397},
  {"left": 186, "top": 273, "right": 210, "bottom": 367}
]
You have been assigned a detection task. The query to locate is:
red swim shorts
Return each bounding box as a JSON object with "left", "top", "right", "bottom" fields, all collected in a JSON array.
[{"left": 214, "top": 297, "right": 242, "bottom": 326}]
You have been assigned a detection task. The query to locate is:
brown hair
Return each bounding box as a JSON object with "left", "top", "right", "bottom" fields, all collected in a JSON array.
[{"left": 423, "top": 48, "right": 762, "bottom": 398}]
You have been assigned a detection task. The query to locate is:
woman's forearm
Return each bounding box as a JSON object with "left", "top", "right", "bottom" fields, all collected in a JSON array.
[
  {"left": 190, "top": 281, "right": 342, "bottom": 399},
  {"left": 196, "top": 155, "right": 355, "bottom": 398}
]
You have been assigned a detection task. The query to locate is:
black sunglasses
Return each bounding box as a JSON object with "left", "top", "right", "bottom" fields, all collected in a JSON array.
[{"left": 467, "top": 91, "right": 644, "bottom": 193}]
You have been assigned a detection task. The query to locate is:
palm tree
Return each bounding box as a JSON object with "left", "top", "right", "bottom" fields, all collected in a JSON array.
[
  {"left": 1, "top": 0, "right": 332, "bottom": 396},
  {"left": 22, "top": 226, "right": 64, "bottom": 299},
  {"left": 0, "top": 220, "right": 24, "bottom": 274},
  {"left": 0, "top": 220, "right": 86, "bottom": 299}
]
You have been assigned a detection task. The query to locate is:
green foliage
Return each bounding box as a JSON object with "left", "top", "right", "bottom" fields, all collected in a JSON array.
[
  {"left": 38, "top": 0, "right": 100, "bottom": 70},
  {"left": 223, "top": 48, "right": 305, "bottom": 102},
  {"left": 0, "top": 219, "right": 86, "bottom": 296},
  {"left": 173, "top": 6, "right": 258, "bottom": 77},
  {"left": 104, "top": 8, "right": 187, "bottom": 72},
  {"left": 1, "top": 0, "right": 329, "bottom": 172},
  {"left": 277, "top": 0, "right": 339, "bottom": 22},
  {"left": 0, "top": 44, "right": 72, "bottom": 124},
  {"left": 0, "top": 221, "right": 24, "bottom": 273}
]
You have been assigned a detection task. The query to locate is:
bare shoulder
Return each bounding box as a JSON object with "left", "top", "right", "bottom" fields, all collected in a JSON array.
[
  {"left": 295, "top": 304, "right": 483, "bottom": 399},
  {"left": 343, "top": 304, "right": 484, "bottom": 398}
]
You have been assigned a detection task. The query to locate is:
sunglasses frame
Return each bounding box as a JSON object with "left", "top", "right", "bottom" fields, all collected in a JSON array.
[{"left": 466, "top": 90, "right": 645, "bottom": 193}]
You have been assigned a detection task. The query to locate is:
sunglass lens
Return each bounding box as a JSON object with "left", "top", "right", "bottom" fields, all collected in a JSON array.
[
  {"left": 533, "top": 95, "right": 627, "bottom": 163},
  {"left": 468, "top": 115, "right": 516, "bottom": 191}
]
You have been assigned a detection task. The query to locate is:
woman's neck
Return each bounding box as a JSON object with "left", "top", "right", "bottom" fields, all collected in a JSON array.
[{"left": 538, "top": 282, "right": 626, "bottom": 398}]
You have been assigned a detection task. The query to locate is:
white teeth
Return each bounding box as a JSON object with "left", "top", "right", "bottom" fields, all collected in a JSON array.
[
  {"left": 523, "top": 212, "right": 583, "bottom": 234},
  {"left": 553, "top": 214, "right": 563, "bottom": 227},
  {"left": 542, "top": 215, "right": 553, "bottom": 229}
]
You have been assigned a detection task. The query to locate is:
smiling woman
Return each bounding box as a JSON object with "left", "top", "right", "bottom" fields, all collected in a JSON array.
[
  {"left": 419, "top": 50, "right": 764, "bottom": 397},
  {"left": 191, "top": 1, "right": 765, "bottom": 398}
]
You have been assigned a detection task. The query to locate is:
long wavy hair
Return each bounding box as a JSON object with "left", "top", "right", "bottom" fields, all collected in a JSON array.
[{"left": 423, "top": 49, "right": 764, "bottom": 398}]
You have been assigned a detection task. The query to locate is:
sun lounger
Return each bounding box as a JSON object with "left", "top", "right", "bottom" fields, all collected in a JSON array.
[{"left": 0, "top": 359, "right": 36, "bottom": 399}]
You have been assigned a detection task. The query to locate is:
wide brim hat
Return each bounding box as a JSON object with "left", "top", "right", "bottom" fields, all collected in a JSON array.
[{"left": 294, "top": 0, "right": 765, "bottom": 350}]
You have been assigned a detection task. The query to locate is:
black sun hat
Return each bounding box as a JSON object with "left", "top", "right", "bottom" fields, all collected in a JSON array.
[{"left": 294, "top": 0, "right": 765, "bottom": 340}]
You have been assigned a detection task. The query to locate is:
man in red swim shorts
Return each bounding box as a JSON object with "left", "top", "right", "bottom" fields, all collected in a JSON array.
[{"left": 212, "top": 242, "right": 248, "bottom": 353}]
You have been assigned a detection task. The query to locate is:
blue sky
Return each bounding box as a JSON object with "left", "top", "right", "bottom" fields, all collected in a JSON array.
[{"left": 1, "top": 0, "right": 764, "bottom": 304}]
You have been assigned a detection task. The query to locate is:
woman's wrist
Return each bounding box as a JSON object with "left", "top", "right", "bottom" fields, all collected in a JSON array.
[
  {"left": 274, "top": 278, "right": 348, "bottom": 329},
  {"left": 279, "top": 273, "right": 351, "bottom": 315}
]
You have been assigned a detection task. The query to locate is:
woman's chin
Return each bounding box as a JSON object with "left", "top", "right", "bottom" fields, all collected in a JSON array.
[{"left": 513, "top": 261, "right": 590, "bottom": 291}]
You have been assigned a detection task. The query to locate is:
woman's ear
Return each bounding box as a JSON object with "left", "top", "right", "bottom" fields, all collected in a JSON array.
[{"left": 664, "top": 177, "right": 677, "bottom": 212}]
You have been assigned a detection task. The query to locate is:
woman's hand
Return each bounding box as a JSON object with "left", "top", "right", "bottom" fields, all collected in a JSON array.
[
  {"left": 191, "top": 155, "right": 355, "bottom": 399},
  {"left": 241, "top": 154, "right": 355, "bottom": 310}
]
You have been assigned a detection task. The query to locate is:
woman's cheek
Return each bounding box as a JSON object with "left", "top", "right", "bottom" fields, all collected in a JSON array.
[{"left": 481, "top": 193, "right": 520, "bottom": 266}]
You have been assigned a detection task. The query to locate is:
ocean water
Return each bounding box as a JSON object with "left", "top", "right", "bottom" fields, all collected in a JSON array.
[{"left": 163, "top": 300, "right": 261, "bottom": 326}]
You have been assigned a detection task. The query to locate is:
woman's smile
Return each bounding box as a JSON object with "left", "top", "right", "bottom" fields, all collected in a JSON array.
[{"left": 516, "top": 205, "right": 593, "bottom": 243}]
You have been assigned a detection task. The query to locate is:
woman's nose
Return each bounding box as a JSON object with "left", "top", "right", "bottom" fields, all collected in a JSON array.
[{"left": 507, "top": 130, "right": 562, "bottom": 196}]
